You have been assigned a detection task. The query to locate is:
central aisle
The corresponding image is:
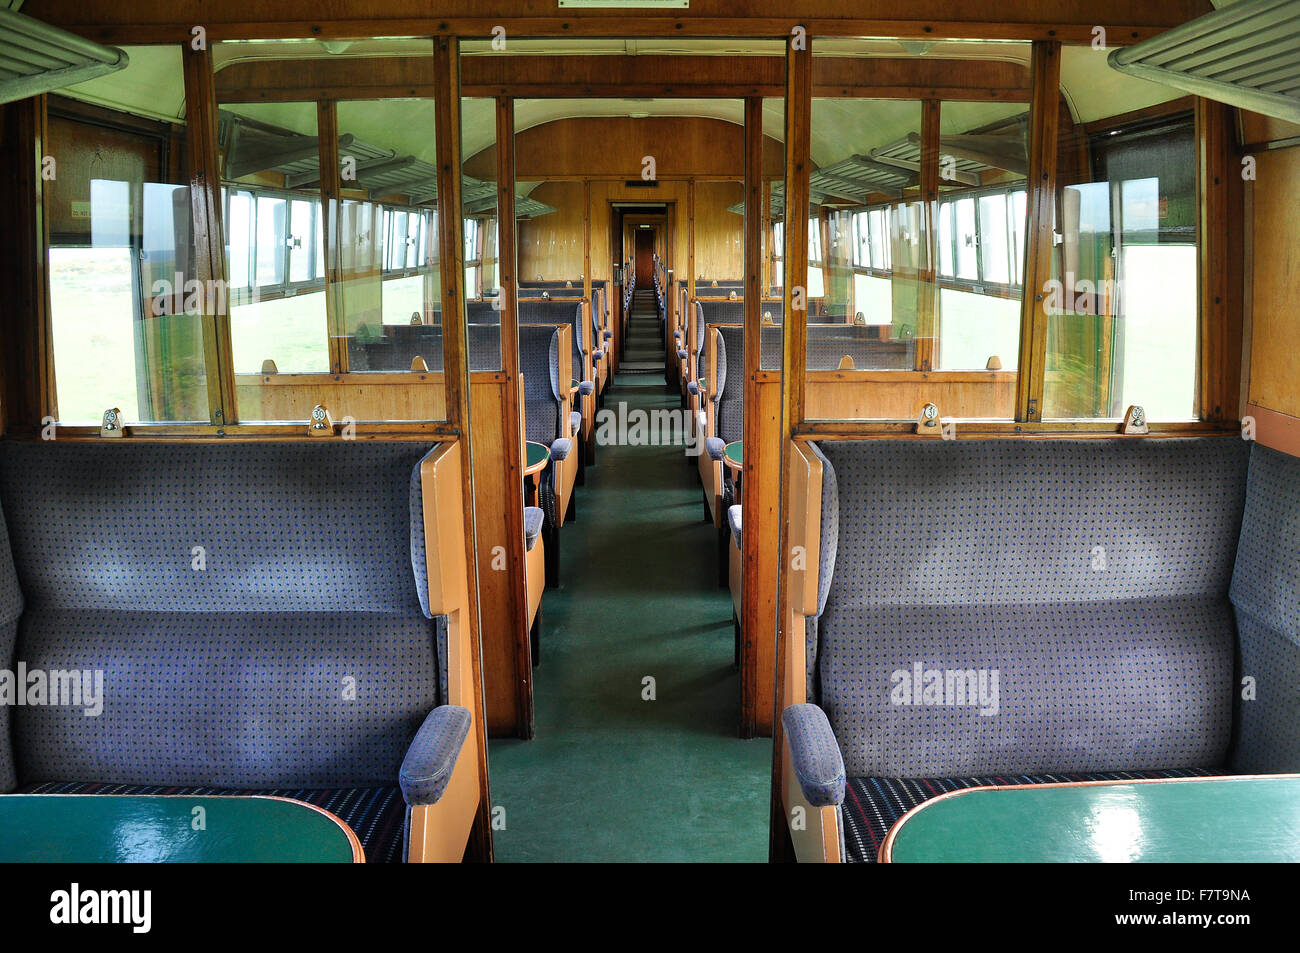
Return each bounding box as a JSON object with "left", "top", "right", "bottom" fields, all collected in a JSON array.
[{"left": 487, "top": 316, "right": 770, "bottom": 861}]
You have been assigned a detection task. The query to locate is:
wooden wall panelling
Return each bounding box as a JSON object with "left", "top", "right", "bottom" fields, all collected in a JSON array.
[
  {"left": 1013, "top": 41, "right": 1061, "bottom": 424},
  {"left": 517, "top": 180, "right": 586, "bottom": 280},
  {"left": 234, "top": 373, "right": 449, "bottom": 420},
  {"left": 694, "top": 181, "right": 745, "bottom": 280},
  {"left": 1243, "top": 136, "right": 1300, "bottom": 456}
]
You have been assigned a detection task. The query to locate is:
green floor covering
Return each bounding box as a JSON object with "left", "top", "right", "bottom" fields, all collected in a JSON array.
[{"left": 486, "top": 370, "right": 771, "bottom": 862}]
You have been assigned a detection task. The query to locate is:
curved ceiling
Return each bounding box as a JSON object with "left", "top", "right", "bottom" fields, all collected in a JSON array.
[{"left": 58, "top": 37, "right": 1189, "bottom": 170}]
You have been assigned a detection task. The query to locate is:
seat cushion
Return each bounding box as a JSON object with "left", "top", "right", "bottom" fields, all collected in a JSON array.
[
  {"left": 841, "top": 768, "right": 1219, "bottom": 863},
  {"left": 18, "top": 780, "right": 408, "bottom": 863}
]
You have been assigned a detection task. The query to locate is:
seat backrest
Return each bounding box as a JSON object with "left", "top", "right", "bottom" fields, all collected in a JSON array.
[
  {"left": 0, "top": 499, "right": 23, "bottom": 792},
  {"left": 713, "top": 327, "right": 747, "bottom": 444},
  {"left": 0, "top": 441, "right": 446, "bottom": 789},
  {"left": 350, "top": 324, "right": 444, "bottom": 371},
  {"left": 520, "top": 300, "right": 585, "bottom": 379},
  {"left": 518, "top": 324, "right": 563, "bottom": 444},
  {"left": 806, "top": 325, "right": 914, "bottom": 370},
  {"left": 466, "top": 300, "right": 502, "bottom": 324},
  {"left": 811, "top": 437, "right": 1249, "bottom": 779},
  {"left": 468, "top": 323, "right": 503, "bottom": 371},
  {"left": 1228, "top": 443, "right": 1300, "bottom": 772}
]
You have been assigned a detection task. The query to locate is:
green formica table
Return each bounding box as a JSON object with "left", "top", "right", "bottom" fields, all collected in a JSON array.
[
  {"left": 881, "top": 775, "right": 1300, "bottom": 863},
  {"left": 524, "top": 440, "right": 550, "bottom": 507},
  {"left": 723, "top": 440, "right": 743, "bottom": 474},
  {"left": 0, "top": 795, "right": 363, "bottom": 863}
]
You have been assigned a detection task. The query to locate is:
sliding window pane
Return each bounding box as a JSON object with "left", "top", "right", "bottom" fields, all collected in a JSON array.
[
  {"left": 46, "top": 45, "right": 210, "bottom": 424},
  {"left": 1044, "top": 107, "right": 1198, "bottom": 421},
  {"left": 218, "top": 95, "right": 328, "bottom": 377},
  {"left": 334, "top": 95, "right": 446, "bottom": 420}
]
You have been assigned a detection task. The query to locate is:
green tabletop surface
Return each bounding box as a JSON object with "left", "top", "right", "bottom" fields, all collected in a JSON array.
[
  {"left": 724, "top": 441, "right": 742, "bottom": 467},
  {"left": 525, "top": 441, "right": 550, "bottom": 470},
  {"left": 884, "top": 776, "right": 1300, "bottom": 863},
  {"left": 0, "top": 794, "right": 360, "bottom": 863}
]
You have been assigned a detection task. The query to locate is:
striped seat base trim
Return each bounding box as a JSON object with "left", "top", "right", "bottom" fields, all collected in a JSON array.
[
  {"left": 18, "top": 781, "right": 407, "bottom": 864},
  {"left": 843, "top": 768, "right": 1220, "bottom": 863}
]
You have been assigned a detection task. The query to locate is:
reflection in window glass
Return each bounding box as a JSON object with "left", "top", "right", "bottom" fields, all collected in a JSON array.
[
  {"left": 45, "top": 46, "right": 210, "bottom": 424},
  {"left": 1045, "top": 115, "right": 1198, "bottom": 420}
]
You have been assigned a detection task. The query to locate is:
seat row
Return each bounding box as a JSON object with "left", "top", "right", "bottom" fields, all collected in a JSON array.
[
  {"left": 0, "top": 439, "right": 483, "bottom": 863},
  {"left": 780, "top": 435, "right": 1300, "bottom": 861}
]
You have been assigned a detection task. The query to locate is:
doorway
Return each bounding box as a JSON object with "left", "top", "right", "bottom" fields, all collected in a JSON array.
[{"left": 634, "top": 228, "right": 656, "bottom": 285}]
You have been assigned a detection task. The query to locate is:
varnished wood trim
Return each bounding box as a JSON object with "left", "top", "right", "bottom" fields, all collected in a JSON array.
[
  {"left": 495, "top": 94, "right": 533, "bottom": 739},
  {"left": 1013, "top": 41, "right": 1060, "bottom": 424},
  {"left": 1197, "top": 98, "right": 1243, "bottom": 423},
  {"left": 771, "top": 29, "right": 813, "bottom": 863},
  {"left": 317, "top": 99, "right": 346, "bottom": 376},
  {"left": 184, "top": 45, "right": 238, "bottom": 426},
  {"left": 433, "top": 35, "right": 492, "bottom": 863},
  {"left": 0, "top": 95, "right": 54, "bottom": 435}
]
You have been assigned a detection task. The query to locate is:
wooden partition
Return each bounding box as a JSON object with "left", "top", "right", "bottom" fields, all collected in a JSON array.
[
  {"left": 409, "top": 438, "right": 483, "bottom": 862},
  {"left": 1241, "top": 113, "right": 1300, "bottom": 456},
  {"left": 469, "top": 371, "right": 532, "bottom": 737}
]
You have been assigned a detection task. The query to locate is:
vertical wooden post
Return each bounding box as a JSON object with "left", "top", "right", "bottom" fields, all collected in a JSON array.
[
  {"left": 1015, "top": 41, "right": 1061, "bottom": 424},
  {"left": 1196, "top": 98, "right": 1243, "bottom": 423},
  {"left": 740, "top": 96, "right": 768, "bottom": 739},
  {"left": 317, "top": 99, "right": 346, "bottom": 376},
  {"left": 434, "top": 33, "right": 493, "bottom": 862},
  {"left": 495, "top": 95, "right": 533, "bottom": 737},
  {"left": 0, "top": 95, "right": 53, "bottom": 434},
  {"left": 915, "top": 98, "right": 940, "bottom": 371},
  {"left": 771, "top": 26, "right": 812, "bottom": 862},
  {"left": 183, "top": 44, "right": 236, "bottom": 425}
]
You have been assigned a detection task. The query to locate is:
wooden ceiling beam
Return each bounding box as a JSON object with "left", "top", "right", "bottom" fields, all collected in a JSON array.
[{"left": 214, "top": 54, "right": 1031, "bottom": 103}]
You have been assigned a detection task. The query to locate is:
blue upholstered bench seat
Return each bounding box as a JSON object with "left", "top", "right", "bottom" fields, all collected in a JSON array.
[
  {"left": 840, "top": 768, "right": 1220, "bottom": 863},
  {"left": 19, "top": 780, "right": 409, "bottom": 863}
]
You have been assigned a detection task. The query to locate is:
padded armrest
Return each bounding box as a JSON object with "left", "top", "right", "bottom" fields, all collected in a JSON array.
[
  {"left": 677, "top": 348, "right": 688, "bottom": 360},
  {"left": 578, "top": 381, "right": 595, "bottom": 396},
  {"left": 399, "top": 705, "right": 473, "bottom": 807},
  {"left": 523, "top": 506, "right": 544, "bottom": 552},
  {"left": 781, "top": 704, "right": 846, "bottom": 807},
  {"left": 686, "top": 381, "right": 700, "bottom": 396},
  {"left": 603, "top": 331, "right": 612, "bottom": 340},
  {"left": 594, "top": 349, "right": 605, "bottom": 360},
  {"left": 550, "top": 437, "right": 573, "bottom": 461},
  {"left": 705, "top": 436, "right": 726, "bottom": 461},
  {"left": 674, "top": 330, "right": 682, "bottom": 341}
]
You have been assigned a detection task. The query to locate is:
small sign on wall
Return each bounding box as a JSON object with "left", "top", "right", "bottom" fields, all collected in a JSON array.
[
  {"left": 70, "top": 200, "right": 91, "bottom": 220},
  {"left": 559, "top": 1, "right": 688, "bottom": 7}
]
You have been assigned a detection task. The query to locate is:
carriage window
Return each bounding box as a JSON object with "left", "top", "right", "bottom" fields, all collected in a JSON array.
[
  {"left": 219, "top": 100, "right": 330, "bottom": 376},
  {"left": 215, "top": 37, "right": 448, "bottom": 424},
  {"left": 45, "top": 47, "right": 211, "bottom": 425},
  {"left": 1044, "top": 113, "right": 1198, "bottom": 421},
  {"left": 932, "top": 100, "right": 1028, "bottom": 374}
]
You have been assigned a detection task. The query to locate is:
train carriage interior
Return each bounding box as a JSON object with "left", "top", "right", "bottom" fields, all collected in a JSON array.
[{"left": 0, "top": 0, "right": 1298, "bottom": 895}]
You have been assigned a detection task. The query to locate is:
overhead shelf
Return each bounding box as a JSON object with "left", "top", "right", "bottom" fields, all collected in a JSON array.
[
  {"left": 728, "top": 114, "right": 1027, "bottom": 219},
  {"left": 1108, "top": 0, "right": 1300, "bottom": 125},
  {"left": 219, "top": 110, "right": 553, "bottom": 219},
  {"left": 0, "top": 7, "right": 128, "bottom": 106}
]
